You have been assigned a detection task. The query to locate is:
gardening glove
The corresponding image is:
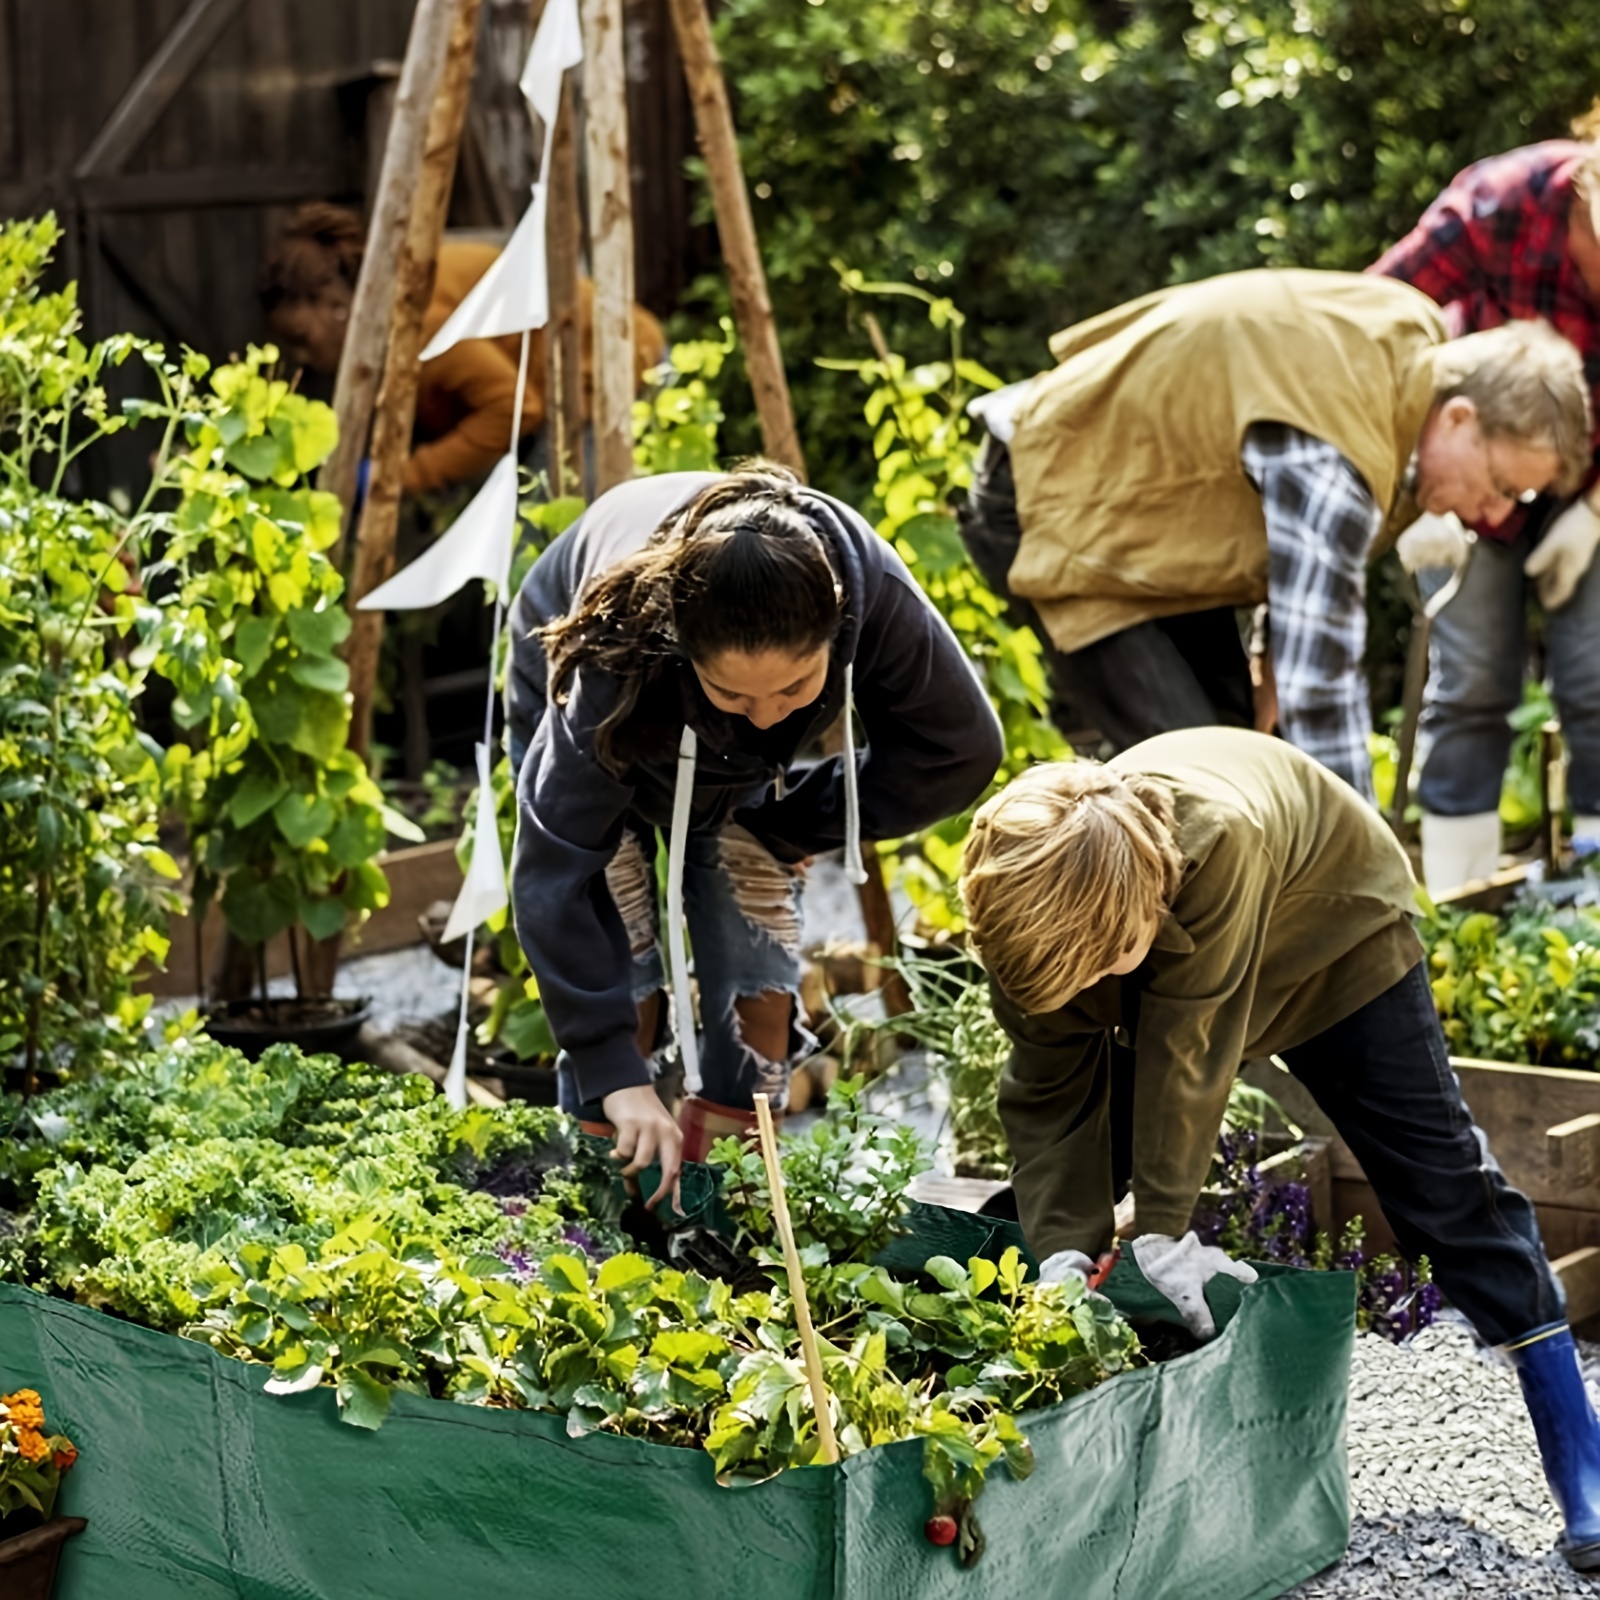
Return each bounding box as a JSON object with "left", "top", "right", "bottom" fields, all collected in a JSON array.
[
  {"left": 967, "top": 378, "right": 1035, "bottom": 445},
  {"left": 1396, "top": 512, "right": 1471, "bottom": 574},
  {"left": 1525, "top": 497, "right": 1600, "bottom": 611},
  {"left": 1037, "top": 1249, "right": 1097, "bottom": 1288},
  {"left": 1131, "top": 1231, "right": 1258, "bottom": 1341}
]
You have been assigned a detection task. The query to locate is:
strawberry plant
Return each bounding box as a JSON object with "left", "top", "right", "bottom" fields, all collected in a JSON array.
[{"left": 3, "top": 1040, "right": 1145, "bottom": 1549}]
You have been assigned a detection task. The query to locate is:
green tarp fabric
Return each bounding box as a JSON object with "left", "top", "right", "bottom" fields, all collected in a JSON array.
[{"left": 0, "top": 1207, "right": 1354, "bottom": 1600}]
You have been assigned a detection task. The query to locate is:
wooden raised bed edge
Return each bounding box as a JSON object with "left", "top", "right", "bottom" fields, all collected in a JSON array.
[{"left": 140, "top": 838, "right": 464, "bottom": 998}]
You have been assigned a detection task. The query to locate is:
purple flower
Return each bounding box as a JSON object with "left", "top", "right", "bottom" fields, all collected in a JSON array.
[{"left": 497, "top": 1245, "right": 536, "bottom": 1282}]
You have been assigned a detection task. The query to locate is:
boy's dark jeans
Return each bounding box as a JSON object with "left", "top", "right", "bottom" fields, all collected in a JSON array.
[
  {"left": 959, "top": 433, "right": 1253, "bottom": 746},
  {"left": 1279, "top": 961, "right": 1564, "bottom": 1346}
]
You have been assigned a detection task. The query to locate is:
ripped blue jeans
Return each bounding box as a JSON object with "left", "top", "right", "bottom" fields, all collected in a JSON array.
[{"left": 556, "top": 819, "right": 811, "bottom": 1119}]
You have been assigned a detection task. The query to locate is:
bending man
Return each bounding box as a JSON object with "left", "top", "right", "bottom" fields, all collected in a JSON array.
[{"left": 961, "top": 269, "right": 1589, "bottom": 801}]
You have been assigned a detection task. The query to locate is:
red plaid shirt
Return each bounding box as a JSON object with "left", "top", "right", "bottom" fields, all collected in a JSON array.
[{"left": 1369, "top": 140, "right": 1600, "bottom": 541}]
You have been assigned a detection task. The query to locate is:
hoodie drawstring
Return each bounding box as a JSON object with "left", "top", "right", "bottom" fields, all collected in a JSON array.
[
  {"left": 667, "top": 725, "right": 701, "bottom": 1093},
  {"left": 841, "top": 662, "right": 867, "bottom": 886},
  {"left": 667, "top": 664, "right": 864, "bottom": 1091}
]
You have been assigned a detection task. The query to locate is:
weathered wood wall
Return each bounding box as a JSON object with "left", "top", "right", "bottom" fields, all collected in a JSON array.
[{"left": 0, "top": 0, "right": 707, "bottom": 490}]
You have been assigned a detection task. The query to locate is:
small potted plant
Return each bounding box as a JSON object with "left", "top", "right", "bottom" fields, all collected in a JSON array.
[
  {"left": 0, "top": 1387, "right": 83, "bottom": 1599},
  {"left": 141, "top": 350, "right": 418, "bottom": 1055}
]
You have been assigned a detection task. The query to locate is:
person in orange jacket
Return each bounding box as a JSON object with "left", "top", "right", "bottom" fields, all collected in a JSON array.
[{"left": 260, "top": 203, "right": 666, "bottom": 496}]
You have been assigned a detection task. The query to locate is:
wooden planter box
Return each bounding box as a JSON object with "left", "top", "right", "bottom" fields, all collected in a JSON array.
[
  {"left": 1242, "top": 1055, "right": 1600, "bottom": 1325},
  {"left": 141, "top": 839, "right": 464, "bottom": 998}
]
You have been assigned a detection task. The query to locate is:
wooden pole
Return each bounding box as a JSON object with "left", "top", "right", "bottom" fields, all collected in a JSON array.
[
  {"left": 753, "top": 1093, "right": 840, "bottom": 1464},
  {"left": 345, "top": 0, "right": 485, "bottom": 760},
  {"left": 667, "top": 0, "right": 805, "bottom": 478},
  {"left": 582, "top": 0, "right": 636, "bottom": 495},
  {"left": 319, "top": 0, "right": 462, "bottom": 530},
  {"left": 545, "top": 71, "right": 586, "bottom": 499}
]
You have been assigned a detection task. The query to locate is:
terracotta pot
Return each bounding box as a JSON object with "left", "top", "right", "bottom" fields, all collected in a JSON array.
[{"left": 0, "top": 1516, "right": 87, "bottom": 1600}]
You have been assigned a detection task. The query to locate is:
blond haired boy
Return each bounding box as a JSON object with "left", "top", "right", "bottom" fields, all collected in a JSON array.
[{"left": 962, "top": 726, "right": 1600, "bottom": 1573}]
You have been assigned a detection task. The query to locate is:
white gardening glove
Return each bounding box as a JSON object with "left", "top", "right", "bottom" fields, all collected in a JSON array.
[
  {"left": 1130, "top": 1231, "right": 1258, "bottom": 1340},
  {"left": 1037, "top": 1248, "right": 1096, "bottom": 1287},
  {"left": 1396, "top": 512, "right": 1471, "bottom": 574},
  {"left": 1525, "top": 497, "right": 1600, "bottom": 611}
]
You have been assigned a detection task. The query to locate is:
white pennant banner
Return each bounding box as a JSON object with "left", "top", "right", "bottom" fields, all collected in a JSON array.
[
  {"left": 419, "top": 183, "right": 552, "bottom": 360},
  {"left": 443, "top": 740, "right": 510, "bottom": 943},
  {"left": 356, "top": 452, "right": 519, "bottom": 612},
  {"left": 392, "top": 0, "right": 584, "bottom": 1112},
  {"left": 420, "top": 0, "right": 579, "bottom": 362},
  {"left": 519, "top": 0, "right": 583, "bottom": 126}
]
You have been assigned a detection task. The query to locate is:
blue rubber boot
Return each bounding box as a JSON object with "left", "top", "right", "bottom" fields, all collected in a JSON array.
[{"left": 1509, "top": 1326, "right": 1600, "bottom": 1571}]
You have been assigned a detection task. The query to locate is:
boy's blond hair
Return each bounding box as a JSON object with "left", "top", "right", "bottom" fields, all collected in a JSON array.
[{"left": 961, "top": 761, "right": 1184, "bottom": 1015}]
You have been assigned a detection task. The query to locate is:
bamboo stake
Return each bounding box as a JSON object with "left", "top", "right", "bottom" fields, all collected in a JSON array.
[
  {"left": 582, "top": 0, "right": 636, "bottom": 494},
  {"left": 345, "top": 0, "right": 485, "bottom": 760},
  {"left": 319, "top": 0, "right": 460, "bottom": 531},
  {"left": 667, "top": 0, "right": 804, "bottom": 478},
  {"left": 753, "top": 1092, "right": 840, "bottom": 1465}
]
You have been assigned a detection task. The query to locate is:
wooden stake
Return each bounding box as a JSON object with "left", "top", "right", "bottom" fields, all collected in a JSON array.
[
  {"left": 753, "top": 1092, "right": 840, "bottom": 1465},
  {"left": 319, "top": 0, "right": 462, "bottom": 528},
  {"left": 345, "top": 0, "right": 485, "bottom": 759},
  {"left": 667, "top": 0, "right": 805, "bottom": 478},
  {"left": 545, "top": 71, "right": 585, "bottom": 498},
  {"left": 582, "top": 0, "right": 636, "bottom": 495}
]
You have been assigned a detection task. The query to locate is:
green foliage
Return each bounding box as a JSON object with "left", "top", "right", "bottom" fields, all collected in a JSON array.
[
  {"left": 3, "top": 1044, "right": 1141, "bottom": 1536},
  {"left": 137, "top": 350, "right": 395, "bottom": 966},
  {"left": 693, "top": 0, "right": 1600, "bottom": 499},
  {"left": 819, "top": 276, "right": 1068, "bottom": 929},
  {"left": 712, "top": 1074, "right": 933, "bottom": 1261},
  {"left": 1422, "top": 900, "right": 1600, "bottom": 1068},
  {"left": 632, "top": 321, "right": 733, "bottom": 477},
  {"left": 1501, "top": 679, "right": 1558, "bottom": 835},
  {"left": 843, "top": 952, "right": 1013, "bottom": 1178},
  {"left": 0, "top": 216, "right": 181, "bottom": 1082},
  {"left": 0, "top": 1038, "right": 624, "bottom": 1331}
]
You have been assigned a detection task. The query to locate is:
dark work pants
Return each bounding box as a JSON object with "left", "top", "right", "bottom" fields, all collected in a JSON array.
[
  {"left": 1279, "top": 962, "right": 1563, "bottom": 1347},
  {"left": 959, "top": 433, "right": 1254, "bottom": 749}
]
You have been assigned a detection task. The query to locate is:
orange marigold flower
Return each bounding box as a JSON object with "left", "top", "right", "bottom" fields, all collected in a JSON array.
[
  {"left": 16, "top": 1426, "right": 49, "bottom": 1464},
  {"left": 2, "top": 1389, "right": 45, "bottom": 1429}
]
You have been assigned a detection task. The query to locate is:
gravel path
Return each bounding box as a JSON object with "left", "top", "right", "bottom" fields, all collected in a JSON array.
[{"left": 1288, "top": 1322, "right": 1600, "bottom": 1597}]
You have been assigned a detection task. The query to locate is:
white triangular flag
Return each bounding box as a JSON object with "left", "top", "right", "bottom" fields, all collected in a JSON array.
[
  {"left": 444, "top": 1005, "right": 470, "bottom": 1110},
  {"left": 420, "top": 181, "right": 551, "bottom": 360},
  {"left": 357, "top": 453, "right": 519, "bottom": 611},
  {"left": 519, "top": 0, "right": 583, "bottom": 127},
  {"left": 444, "top": 741, "right": 510, "bottom": 942}
]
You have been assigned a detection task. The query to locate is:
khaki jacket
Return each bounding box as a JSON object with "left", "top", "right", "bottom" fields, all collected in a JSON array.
[
  {"left": 408, "top": 243, "right": 666, "bottom": 496},
  {"left": 1007, "top": 269, "right": 1448, "bottom": 651},
  {"left": 994, "top": 728, "right": 1423, "bottom": 1261}
]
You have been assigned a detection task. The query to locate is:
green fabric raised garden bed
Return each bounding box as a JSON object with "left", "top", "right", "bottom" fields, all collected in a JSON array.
[{"left": 1, "top": 1216, "right": 1353, "bottom": 1600}]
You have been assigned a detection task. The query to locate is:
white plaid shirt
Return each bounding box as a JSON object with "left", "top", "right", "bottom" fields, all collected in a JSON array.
[{"left": 1241, "top": 423, "right": 1382, "bottom": 805}]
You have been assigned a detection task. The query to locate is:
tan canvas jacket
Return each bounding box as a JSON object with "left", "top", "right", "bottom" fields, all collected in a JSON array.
[{"left": 1006, "top": 269, "right": 1447, "bottom": 652}]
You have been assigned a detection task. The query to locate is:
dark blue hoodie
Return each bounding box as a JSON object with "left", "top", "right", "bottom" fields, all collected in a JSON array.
[{"left": 505, "top": 472, "right": 1003, "bottom": 1104}]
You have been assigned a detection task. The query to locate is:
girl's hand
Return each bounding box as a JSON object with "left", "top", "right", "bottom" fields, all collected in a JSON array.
[{"left": 601, "top": 1083, "right": 683, "bottom": 1212}]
